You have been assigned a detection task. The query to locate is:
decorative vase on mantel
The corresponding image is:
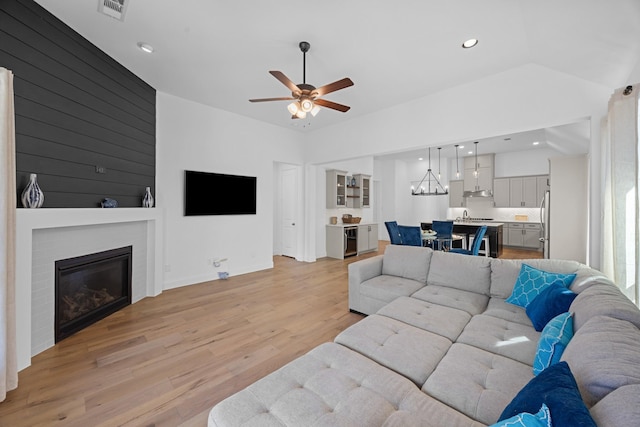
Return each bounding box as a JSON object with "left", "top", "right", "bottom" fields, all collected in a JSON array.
[
  {"left": 21, "top": 173, "right": 44, "bottom": 208},
  {"left": 142, "top": 187, "right": 154, "bottom": 208}
]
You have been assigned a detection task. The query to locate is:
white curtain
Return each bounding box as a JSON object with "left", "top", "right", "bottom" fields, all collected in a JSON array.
[
  {"left": 0, "top": 67, "right": 17, "bottom": 401},
  {"left": 602, "top": 83, "right": 640, "bottom": 306}
]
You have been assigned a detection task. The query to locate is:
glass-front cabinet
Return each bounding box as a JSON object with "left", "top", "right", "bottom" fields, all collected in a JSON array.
[
  {"left": 355, "top": 174, "right": 371, "bottom": 208},
  {"left": 326, "top": 169, "right": 347, "bottom": 208}
]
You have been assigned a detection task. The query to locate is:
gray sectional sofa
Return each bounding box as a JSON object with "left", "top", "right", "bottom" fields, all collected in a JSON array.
[{"left": 209, "top": 245, "right": 640, "bottom": 426}]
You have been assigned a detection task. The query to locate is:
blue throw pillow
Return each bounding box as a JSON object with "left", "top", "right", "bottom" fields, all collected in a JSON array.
[
  {"left": 526, "top": 281, "right": 578, "bottom": 331},
  {"left": 533, "top": 312, "right": 573, "bottom": 375},
  {"left": 506, "top": 264, "right": 576, "bottom": 308},
  {"left": 499, "top": 362, "right": 596, "bottom": 427},
  {"left": 490, "top": 404, "right": 551, "bottom": 427}
]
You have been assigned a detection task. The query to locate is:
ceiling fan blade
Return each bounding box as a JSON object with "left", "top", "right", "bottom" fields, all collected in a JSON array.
[
  {"left": 313, "top": 78, "right": 354, "bottom": 97},
  {"left": 314, "top": 98, "right": 351, "bottom": 113},
  {"left": 249, "top": 97, "right": 295, "bottom": 102},
  {"left": 269, "top": 71, "right": 300, "bottom": 94}
]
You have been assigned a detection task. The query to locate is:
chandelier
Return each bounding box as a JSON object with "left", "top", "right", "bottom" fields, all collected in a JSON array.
[{"left": 411, "top": 147, "right": 448, "bottom": 196}]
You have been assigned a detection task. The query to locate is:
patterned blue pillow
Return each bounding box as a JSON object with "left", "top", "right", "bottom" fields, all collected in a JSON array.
[
  {"left": 506, "top": 264, "right": 576, "bottom": 308},
  {"left": 533, "top": 312, "right": 574, "bottom": 375},
  {"left": 499, "top": 362, "right": 596, "bottom": 427},
  {"left": 490, "top": 404, "right": 551, "bottom": 427},
  {"left": 526, "top": 281, "right": 577, "bottom": 331}
]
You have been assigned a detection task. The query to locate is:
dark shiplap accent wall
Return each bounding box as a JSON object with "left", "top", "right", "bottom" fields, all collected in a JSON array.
[{"left": 0, "top": 0, "right": 156, "bottom": 208}]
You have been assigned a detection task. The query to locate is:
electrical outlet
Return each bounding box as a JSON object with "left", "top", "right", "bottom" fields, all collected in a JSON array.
[{"left": 95, "top": 165, "right": 107, "bottom": 174}]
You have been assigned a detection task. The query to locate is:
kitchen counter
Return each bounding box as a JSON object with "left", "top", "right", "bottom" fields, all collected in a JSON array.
[
  {"left": 421, "top": 221, "right": 503, "bottom": 258},
  {"left": 327, "top": 222, "right": 377, "bottom": 227}
]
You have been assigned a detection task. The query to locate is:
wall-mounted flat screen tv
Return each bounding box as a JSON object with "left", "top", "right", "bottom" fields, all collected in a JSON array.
[{"left": 184, "top": 170, "right": 257, "bottom": 216}]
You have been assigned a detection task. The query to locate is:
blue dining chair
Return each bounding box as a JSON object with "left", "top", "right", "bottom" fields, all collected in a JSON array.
[
  {"left": 431, "top": 220, "right": 454, "bottom": 251},
  {"left": 450, "top": 225, "right": 487, "bottom": 256},
  {"left": 397, "top": 225, "right": 423, "bottom": 247},
  {"left": 385, "top": 221, "right": 402, "bottom": 245}
]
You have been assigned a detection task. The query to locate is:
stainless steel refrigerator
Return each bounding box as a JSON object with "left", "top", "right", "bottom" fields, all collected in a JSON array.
[{"left": 540, "top": 156, "right": 588, "bottom": 262}]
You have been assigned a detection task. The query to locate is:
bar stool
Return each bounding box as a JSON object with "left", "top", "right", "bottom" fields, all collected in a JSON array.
[{"left": 469, "top": 234, "right": 490, "bottom": 257}]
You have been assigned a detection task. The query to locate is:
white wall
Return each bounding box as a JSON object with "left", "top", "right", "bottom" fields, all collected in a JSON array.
[{"left": 156, "top": 92, "right": 303, "bottom": 289}]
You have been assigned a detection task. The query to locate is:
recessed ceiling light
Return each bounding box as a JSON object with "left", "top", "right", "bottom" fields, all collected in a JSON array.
[
  {"left": 533, "top": 141, "right": 540, "bottom": 145},
  {"left": 459, "top": 145, "right": 464, "bottom": 149},
  {"left": 137, "top": 42, "right": 154, "bottom": 53},
  {"left": 468, "top": 151, "right": 473, "bottom": 155},
  {"left": 418, "top": 157, "right": 423, "bottom": 161},
  {"left": 462, "top": 39, "right": 478, "bottom": 49}
]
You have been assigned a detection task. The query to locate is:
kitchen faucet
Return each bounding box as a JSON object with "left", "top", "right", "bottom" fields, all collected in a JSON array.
[{"left": 463, "top": 210, "right": 469, "bottom": 221}]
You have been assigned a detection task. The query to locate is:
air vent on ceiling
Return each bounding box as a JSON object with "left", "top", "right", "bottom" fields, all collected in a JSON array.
[{"left": 98, "top": 0, "right": 129, "bottom": 22}]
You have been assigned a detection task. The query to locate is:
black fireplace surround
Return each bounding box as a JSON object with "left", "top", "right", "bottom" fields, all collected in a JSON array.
[{"left": 55, "top": 246, "right": 132, "bottom": 342}]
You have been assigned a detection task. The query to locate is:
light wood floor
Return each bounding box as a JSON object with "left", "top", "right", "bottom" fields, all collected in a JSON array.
[{"left": 0, "top": 242, "right": 540, "bottom": 426}]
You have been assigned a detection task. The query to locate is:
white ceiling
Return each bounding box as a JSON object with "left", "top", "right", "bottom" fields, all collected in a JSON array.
[{"left": 34, "top": 0, "right": 640, "bottom": 136}]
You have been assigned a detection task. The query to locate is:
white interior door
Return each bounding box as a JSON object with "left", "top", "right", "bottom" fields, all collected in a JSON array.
[{"left": 281, "top": 167, "right": 298, "bottom": 258}]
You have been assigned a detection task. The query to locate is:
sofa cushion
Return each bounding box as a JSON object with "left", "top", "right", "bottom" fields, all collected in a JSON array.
[
  {"left": 533, "top": 312, "right": 573, "bottom": 375},
  {"left": 412, "top": 285, "right": 489, "bottom": 316},
  {"left": 589, "top": 384, "right": 640, "bottom": 427},
  {"left": 208, "top": 342, "right": 484, "bottom": 427},
  {"left": 482, "top": 298, "right": 532, "bottom": 326},
  {"left": 360, "top": 275, "right": 425, "bottom": 306},
  {"left": 569, "top": 283, "right": 640, "bottom": 331},
  {"left": 499, "top": 361, "right": 596, "bottom": 427},
  {"left": 526, "top": 282, "right": 577, "bottom": 331},
  {"left": 423, "top": 343, "right": 533, "bottom": 425},
  {"left": 561, "top": 315, "right": 640, "bottom": 407},
  {"left": 381, "top": 245, "right": 432, "bottom": 284},
  {"left": 506, "top": 264, "right": 576, "bottom": 308},
  {"left": 427, "top": 251, "right": 492, "bottom": 295},
  {"left": 377, "top": 296, "right": 471, "bottom": 341},
  {"left": 457, "top": 314, "right": 539, "bottom": 365},
  {"left": 334, "top": 314, "right": 451, "bottom": 386},
  {"left": 490, "top": 258, "right": 581, "bottom": 299}
]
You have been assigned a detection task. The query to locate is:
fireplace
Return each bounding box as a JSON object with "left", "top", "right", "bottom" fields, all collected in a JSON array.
[{"left": 55, "top": 246, "right": 132, "bottom": 342}]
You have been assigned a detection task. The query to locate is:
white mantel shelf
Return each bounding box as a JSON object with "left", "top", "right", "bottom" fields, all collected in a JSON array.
[
  {"left": 17, "top": 207, "right": 162, "bottom": 228},
  {"left": 15, "top": 207, "right": 164, "bottom": 371}
]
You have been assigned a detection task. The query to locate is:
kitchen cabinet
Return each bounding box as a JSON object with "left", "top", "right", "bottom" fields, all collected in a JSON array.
[
  {"left": 492, "top": 174, "right": 549, "bottom": 208},
  {"left": 449, "top": 180, "right": 465, "bottom": 207},
  {"left": 506, "top": 223, "right": 542, "bottom": 249},
  {"left": 326, "top": 224, "right": 378, "bottom": 259},
  {"left": 493, "top": 178, "right": 510, "bottom": 207},
  {"left": 463, "top": 154, "right": 494, "bottom": 192},
  {"left": 354, "top": 174, "right": 371, "bottom": 208},
  {"left": 326, "top": 169, "right": 347, "bottom": 208},
  {"left": 509, "top": 177, "right": 538, "bottom": 207},
  {"left": 357, "top": 224, "right": 378, "bottom": 253}
]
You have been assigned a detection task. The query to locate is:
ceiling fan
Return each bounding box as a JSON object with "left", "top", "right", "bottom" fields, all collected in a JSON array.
[{"left": 249, "top": 41, "right": 354, "bottom": 119}]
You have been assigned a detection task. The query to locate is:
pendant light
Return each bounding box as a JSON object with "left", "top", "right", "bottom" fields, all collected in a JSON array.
[
  {"left": 455, "top": 144, "right": 460, "bottom": 178},
  {"left": 437, "top": 147, "right": 442, "bottom": 180},
  {"left": 411, "top": 147, "right": 448, "bottom": 196},
  {"left": 473, "top": 141, "right": 479, "bottom": 180}
]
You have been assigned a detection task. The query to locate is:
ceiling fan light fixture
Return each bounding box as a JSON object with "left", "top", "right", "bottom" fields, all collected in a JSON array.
[
  {"left": 300, "top": 98, "right": 314, "bottom": 113},
  {"left": 287, "top": 102, "right": 300, "bottom": 115},
  {"left": 310, "top": 105, "right": 321, "bottom": 117},
  {"left": 295, "top": 110, "right": 307, "bottom": 119}
]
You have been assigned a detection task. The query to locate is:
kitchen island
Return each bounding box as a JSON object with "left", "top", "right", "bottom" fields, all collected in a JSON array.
[{"left": 420, "top": 221, "right": 503, "bottom": 258}]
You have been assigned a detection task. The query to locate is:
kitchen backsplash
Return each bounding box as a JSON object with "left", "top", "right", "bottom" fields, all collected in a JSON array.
[{"left": 448, "top": 206, "right": 541, "bottom": 223}]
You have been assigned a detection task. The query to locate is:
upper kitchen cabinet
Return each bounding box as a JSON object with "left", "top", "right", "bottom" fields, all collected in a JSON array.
[
  {"left": 493, "top": 178, "right": 510, "bottom": 207},
  {"left": 510, "top": 176, "right": 538, "bottom": 207},
  {"left": 449, "top": 180, "right": 465, "bottom": 207},
  {"left": 463, "top": 154, "right": 494, "bottom": 192},
  {"left": 354, "top": 174, "right": 371, "bottom": 208},
  {"left": 494, "top": 175, "right": 549, "bottom": 208},
  {"left": 326, "top": 169, "right": 347, "bottom": 208}
]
